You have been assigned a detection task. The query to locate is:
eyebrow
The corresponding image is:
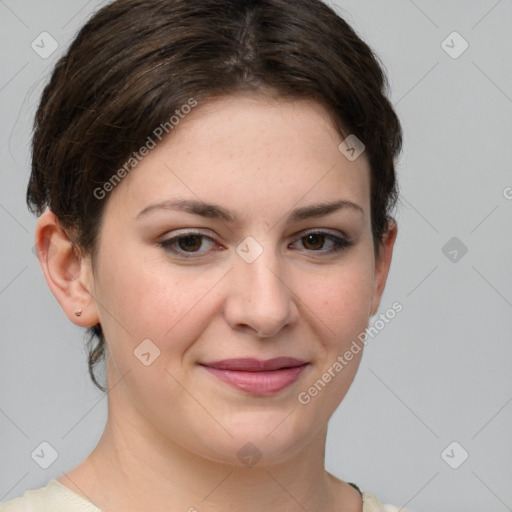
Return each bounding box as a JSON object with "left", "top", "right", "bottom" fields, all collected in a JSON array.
[{"left": 136, "top": 198, "right": 364, "bottom": 224}]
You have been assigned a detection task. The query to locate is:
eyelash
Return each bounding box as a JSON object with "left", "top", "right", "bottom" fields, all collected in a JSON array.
[{"left": 157, "top": 230, "right": 353, "bottom": 258}]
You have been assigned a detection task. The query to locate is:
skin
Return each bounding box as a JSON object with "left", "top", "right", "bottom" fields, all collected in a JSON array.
[{"left": 36, "top": 92, "right": 397, "bottom": 512}]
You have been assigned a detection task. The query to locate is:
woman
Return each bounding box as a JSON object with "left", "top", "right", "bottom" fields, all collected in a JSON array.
[{"left": 1, "top": 0, "right": 408, "bottom": 510}]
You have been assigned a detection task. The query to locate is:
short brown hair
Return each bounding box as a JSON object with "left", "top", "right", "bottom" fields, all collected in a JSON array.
[{"left": 27, "top": 0, "right": 402, "bottom": 392}]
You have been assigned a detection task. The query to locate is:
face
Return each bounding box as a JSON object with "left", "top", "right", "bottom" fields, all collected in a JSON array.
[{"left": 81, "top": 93, "right": 393, "bottom": 465}]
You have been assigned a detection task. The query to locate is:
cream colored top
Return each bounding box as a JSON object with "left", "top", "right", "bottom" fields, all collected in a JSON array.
[{"left": 0, "top": 479, "right": 409, "bottom": 511}]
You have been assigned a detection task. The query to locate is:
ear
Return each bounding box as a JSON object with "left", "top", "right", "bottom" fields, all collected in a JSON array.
[
  {"left": 34, "top": 209, "right": 100, "bottom": 327},
  {"left": 370, "top": 219, "right": 398, "bottom": 316}
]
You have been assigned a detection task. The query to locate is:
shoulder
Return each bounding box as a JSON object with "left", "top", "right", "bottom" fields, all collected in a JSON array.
[
  {"left": 362, "top": 490, "right": 412, "bottom": 512},
  {"left": 0, "top": 479, "right": 101, "bottom": 512}
]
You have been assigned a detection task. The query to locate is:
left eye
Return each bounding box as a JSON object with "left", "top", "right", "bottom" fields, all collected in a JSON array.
[{"left": 290, "top": 232, "right": 352, "bottom": 254}]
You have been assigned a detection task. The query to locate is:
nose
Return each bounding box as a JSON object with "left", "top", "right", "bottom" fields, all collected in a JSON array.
[{"left": 224, "top": 244, "right": 299, "bottom": 338}]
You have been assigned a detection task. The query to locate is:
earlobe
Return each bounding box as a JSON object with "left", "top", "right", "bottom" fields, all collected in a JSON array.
[
  {"left": 370, "top": 219, "right": 398, "bottom": 314},
  {"left": 34, "top": 209, "right": 99, "bottom": 326}
]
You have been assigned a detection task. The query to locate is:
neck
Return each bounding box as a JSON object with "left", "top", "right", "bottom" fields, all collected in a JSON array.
[
  {"left": 57, "top": 365, "right": 362, "bottom": 512},
  {"left": 59, "top": 414, "right": 361, "bottom": 512},
  {"left": 90, "top": 421, "right": 331, "bottom": 512}
]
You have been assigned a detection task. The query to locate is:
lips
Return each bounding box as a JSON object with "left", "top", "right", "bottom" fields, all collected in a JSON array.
[
  {"left": 200, "top": 357, "right": 309, "bottom": 395},
  {"left": 201, "top": 357, "right": 307, "bottom": 371}
]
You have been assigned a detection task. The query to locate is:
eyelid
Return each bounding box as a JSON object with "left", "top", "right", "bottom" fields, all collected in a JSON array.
[
  {"left": 160, "top": 228, "right": 216, "bottom": 239},
  {"left": 295, "top": 227, "right": 349, "bottom": 240}
]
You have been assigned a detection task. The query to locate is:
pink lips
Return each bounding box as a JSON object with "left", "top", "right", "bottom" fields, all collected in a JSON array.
[{"left": 200, "top": 357, "right": 309, "bottom": 395}]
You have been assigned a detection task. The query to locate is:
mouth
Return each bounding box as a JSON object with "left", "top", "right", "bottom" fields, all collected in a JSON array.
[{"left": 199, "top": 357, "right": 309, "bottom": 395}]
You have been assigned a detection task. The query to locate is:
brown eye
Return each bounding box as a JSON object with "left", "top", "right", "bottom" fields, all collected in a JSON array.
[
  {"left": 291, "top": 231, "right": 353, "bottom": 255},
  {"left": 158, "top": 232, "right": 217, "bottom": 257},
  {"left": 301, "top": 233, "right": 326, "bottom": 251},
  {"left": 177, "top": 235, "right": 203, "bottom": 252}
]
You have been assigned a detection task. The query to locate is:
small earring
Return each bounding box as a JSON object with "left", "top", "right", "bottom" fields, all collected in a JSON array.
[{"left": 74, "top": 309, "right": 83, "bottom": 317}]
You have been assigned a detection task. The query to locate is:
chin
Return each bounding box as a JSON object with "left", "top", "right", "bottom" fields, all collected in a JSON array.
[{"left": 186, "top": 410, "right": 317, "bottom": 468}]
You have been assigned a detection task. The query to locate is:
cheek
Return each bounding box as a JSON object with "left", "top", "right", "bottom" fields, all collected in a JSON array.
[
  {"left": 96, "top": 247, "right": 222, "bottom": 356},
  {"left": 300, "top": 257, "right": 374, "bottom": 340}
]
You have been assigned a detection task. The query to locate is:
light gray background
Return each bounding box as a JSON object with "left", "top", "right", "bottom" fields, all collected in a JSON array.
[{"left": 1, "top": 1, "right": 511, "bottom": 511}]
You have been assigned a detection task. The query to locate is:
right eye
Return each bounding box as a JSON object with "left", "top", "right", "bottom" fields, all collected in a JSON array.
[{"left": 158, "top": 232, "right": 219, "bottom": 258}]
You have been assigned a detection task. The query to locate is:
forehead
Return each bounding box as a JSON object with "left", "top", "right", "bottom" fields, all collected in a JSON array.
[{"left": 106, "top": 93, "right": 371, "bottom": 222}]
